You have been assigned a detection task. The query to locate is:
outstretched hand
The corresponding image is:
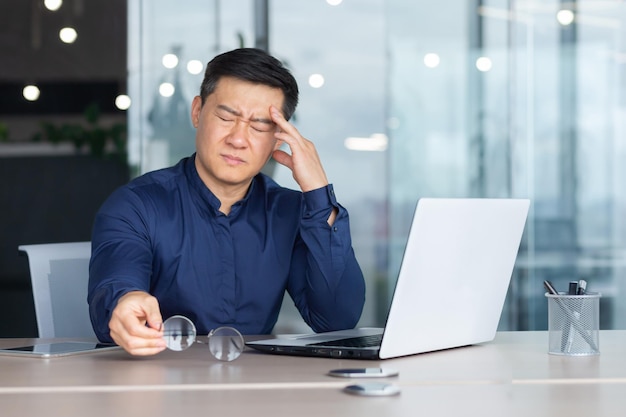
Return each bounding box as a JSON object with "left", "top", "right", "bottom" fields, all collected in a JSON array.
[
  {"left": 270, "top": 106, "right": 329, "bottom": 192},
  {"left": 109, "top": 291, "right": 167, "bottom": 356}
]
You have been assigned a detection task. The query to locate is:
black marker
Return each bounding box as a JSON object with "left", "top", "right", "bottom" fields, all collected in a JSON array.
[{"left": 568, "top": 281, "right": 579, "bottom": 295}]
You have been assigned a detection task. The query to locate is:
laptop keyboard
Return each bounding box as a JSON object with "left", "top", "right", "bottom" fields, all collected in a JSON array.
[{"left": 308, "top": 334, "right": 383, "bottom": 348}]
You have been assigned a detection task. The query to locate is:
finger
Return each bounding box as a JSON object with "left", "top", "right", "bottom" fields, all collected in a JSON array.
[
  {"left": 273, "top": 131, "right": 299, "bottom": 149},
  {"left": 150, "top": 321, "right": 163, "bottom": 332},
  {"left": 272, "top": 149, "right": 293, "bottom": 170},
  {"left": 111, "top": 324, "right": 167, "bottom": 355},
  {"left": 115, "top": 291, "right": 164, "bottom": 335},
  {"left": 110, "top": 322, "right": 164, "bottom": 351},
  {"left": 116, "top": 334, "right": 167, "bottom": 356},
  {"left": 118, "top": 316, "right": 164, "bottom": 339},
  {"left": 143, "top": 299, "right": 164, "bottom": 332},
  {"left": 269, "top": 105, "right": 287, "bottom": 125},
  {"left": 126, "top": 346, "right": 168, "bottom": 356},
  {"left": 270, "top": 106, "right": 301, "bottom": 140}
]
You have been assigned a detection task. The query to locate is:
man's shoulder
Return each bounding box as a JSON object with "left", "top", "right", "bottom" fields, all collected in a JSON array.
[
  {"left": 102, "top": 158, "right": 190, "bottom": 213},
  {"left": 126, "top": 158, "right": 189, "bottom": 194}
]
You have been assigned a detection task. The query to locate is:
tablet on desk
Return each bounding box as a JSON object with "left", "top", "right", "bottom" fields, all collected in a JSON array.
[{"left": 0, "top": 342, "right": 121, "bottom": 358}]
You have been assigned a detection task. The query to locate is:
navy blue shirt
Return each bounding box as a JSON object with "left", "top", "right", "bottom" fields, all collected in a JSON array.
[{"left": 88, "top": 155, "right": 365, "bottom": 342}]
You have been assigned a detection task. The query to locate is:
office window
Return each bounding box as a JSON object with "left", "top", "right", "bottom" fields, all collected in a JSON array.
[
  {"left": 387, "top": 0, "right": 626, "bottom": 329},
  {"left": 127, "top": 0, "right": 253, "bottom": 173}
]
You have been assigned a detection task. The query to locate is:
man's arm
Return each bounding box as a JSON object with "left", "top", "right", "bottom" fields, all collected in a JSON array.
[
  {"left": 268, "top": 107, "right": 365, "bottom": 330},
  {"left": 287, "top": 185, "right": 366, "bottom": 332},
  {"left": 88, "top": 187, "right": 166, "bottom": 355}
]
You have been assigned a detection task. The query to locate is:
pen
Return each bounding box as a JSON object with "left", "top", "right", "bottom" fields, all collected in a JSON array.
[
  {"left": 564, "top": 281, "right": 578, "bottom": 351},
  {"left": 543, "top": 280, "right": 572, "bottom": 352},
  {"left": 543, "top": 280, "right": 559, "bottom": 295},
  {"left": 570, "top": 280, "right": 587, "bottom": 352}
]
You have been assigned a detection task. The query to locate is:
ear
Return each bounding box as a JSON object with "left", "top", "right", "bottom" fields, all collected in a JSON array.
[{"left": 190, "top": 96, "right": 202, "bottom": 128}]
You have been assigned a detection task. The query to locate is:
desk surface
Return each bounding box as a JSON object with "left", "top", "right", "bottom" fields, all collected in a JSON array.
[{"left": 1, "top": 331, "right": 626, "bottom": 417}]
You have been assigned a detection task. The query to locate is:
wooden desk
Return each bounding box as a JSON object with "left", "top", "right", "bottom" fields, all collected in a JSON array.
[
  {"left": 2, "top": 378, "right": 626, "bottom": 417},
  {"left": 1, "top": 331, "right": 626, "bottom": 416}
]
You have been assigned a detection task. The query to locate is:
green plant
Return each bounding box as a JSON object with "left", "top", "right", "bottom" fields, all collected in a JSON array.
[
  {"left": 32, "top": 103, "right": 127, "bottom": 161},
  {"left": 0, "top": 122, "right": 8, "bottom": 142}
]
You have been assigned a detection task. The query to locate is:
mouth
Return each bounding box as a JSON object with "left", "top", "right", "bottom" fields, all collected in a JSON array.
[{"left": 221, "top": 154, "right": 245, "bottom": 165}]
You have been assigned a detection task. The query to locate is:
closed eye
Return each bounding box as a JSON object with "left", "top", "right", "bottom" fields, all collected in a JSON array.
[
  {"left": 214, "top": 105, "right": 274, "bottom": 133},
  {"left": 217, "top": 115, "right": 234, "bottom": 122},
  {"left": 251, "top": 123, "right": 273, "bottom": 133}
]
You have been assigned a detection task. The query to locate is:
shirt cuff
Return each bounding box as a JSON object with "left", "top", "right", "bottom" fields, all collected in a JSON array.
[{"left": 302, "top": 184, "right": 337, "bottom": 216}]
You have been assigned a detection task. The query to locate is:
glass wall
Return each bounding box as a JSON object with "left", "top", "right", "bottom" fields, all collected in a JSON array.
[
  {"left": 387, "top": 0, "right": 626, "bottom": 330},
  {"left": 128, "top": 0, "right": 626, "bottom": 332}
]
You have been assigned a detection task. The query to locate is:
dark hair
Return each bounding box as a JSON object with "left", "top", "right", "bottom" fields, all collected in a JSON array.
[{"left": 200, "top": 48, "right": 299, "bottom": 120}]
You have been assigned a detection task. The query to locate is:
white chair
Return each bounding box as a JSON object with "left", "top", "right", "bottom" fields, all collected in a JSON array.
[{"left": 18, "top": 242, "right": 96, "bottom": 338}]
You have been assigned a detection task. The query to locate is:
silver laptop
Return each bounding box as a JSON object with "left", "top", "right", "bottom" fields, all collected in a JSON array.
[{"left": 246, "top": 198, "right": 530, "bottom": 360}]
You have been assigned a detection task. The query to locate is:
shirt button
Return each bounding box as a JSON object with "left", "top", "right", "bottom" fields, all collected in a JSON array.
[{"left": 333, "top": 227, "right": 338, "bottom": 232}]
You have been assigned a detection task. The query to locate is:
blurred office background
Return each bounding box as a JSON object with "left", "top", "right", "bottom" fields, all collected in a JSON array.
[{"left": 1, "top": 0, "right": 625, "bottom": 336}]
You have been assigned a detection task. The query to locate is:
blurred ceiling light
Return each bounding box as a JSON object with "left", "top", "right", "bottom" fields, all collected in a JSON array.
[
  {"left": 187, "top": 60, "right": 203, "bottom": 75},
  {"left": 476, "top": 56, "right": 493, "bottom": 72},
  {"left": 44, "top": 0, "right": 62, "bottom": 11},
  {"left": 326, "top": 0, "right": 343, "bottom": 5},
  {"left": 478, "top": 6, "right": 511, "bottom": 20},
  {"left": 59, "top": 27, "right": 77, "bottom": 43},
  {"left": 424, "top": 53, "right": 441, "bottom": 68},
  {"left": 115, "top": 94, "right": 131, "bottom": 110},
  {"left": 477, "top": 6, "right": 532, "bottom": 24},
  {"left": 344, "top": 133, "right": 388, "bottom": 152},
  {"left": 23, "top": 85, "right": 41, "bottom": 101},
  {"left": 162, "top": 54, "right": 179, "bottom": 69},
  {"left": 556, "top": 9, "right": 575, "bottom": 26},
  {"left": 308, "top": 73, "right": 325, "bottom": 88},
  {"left": 159, "top": 82, "right": 175, "bottom": 97}
]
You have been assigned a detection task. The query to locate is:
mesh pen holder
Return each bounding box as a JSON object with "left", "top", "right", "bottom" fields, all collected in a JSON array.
[{"left": 546, "top": 292, "right": 601, "bottom": 356}]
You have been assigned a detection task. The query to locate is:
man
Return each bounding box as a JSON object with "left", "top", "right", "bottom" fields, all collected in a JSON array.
[{"left": 88, "top": 48, "right": 365, "bottom": 356}]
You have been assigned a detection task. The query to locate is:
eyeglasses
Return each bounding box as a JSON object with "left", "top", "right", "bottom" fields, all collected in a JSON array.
[{"left": 162, "top": 315, "right": 245, "bottom": 362}]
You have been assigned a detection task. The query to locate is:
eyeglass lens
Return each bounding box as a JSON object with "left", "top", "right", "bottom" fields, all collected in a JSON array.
[
  {"left": 162, "top": 315, "right": 196, "bottom": 351},
  {"left": 208, "top": 327, "right": 245, "bottom": 361},
  {"left": 162, "top": 315, "right": 245, "bottom": 362}
]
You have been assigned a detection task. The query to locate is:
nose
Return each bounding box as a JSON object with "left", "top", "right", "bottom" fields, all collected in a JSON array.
[{"left": 224, "top": 119, "right": 250, "bottom": 148}]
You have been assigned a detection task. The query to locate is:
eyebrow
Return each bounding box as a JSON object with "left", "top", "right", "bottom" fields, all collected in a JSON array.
[{"left": 216, "top": 104, "right": 274, "bottom": 125}]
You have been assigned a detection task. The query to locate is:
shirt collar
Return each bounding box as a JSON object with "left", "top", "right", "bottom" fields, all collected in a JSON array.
[{"left": 185, "top": 153, "right": 257, "bottom": 215}]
